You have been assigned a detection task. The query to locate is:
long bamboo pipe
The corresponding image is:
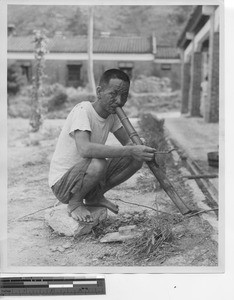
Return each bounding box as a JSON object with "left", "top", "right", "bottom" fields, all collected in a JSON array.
[{"left": 116, "top": 107, "right": 191, "bottom": 215}]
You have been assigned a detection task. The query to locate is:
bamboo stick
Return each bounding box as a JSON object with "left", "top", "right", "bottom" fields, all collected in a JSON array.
[
  {"left": 116, "top": 107, "right": 191, "bottom": 215},
  {"left": 183, "top": 174, "right": 218, "bottom": 179}
]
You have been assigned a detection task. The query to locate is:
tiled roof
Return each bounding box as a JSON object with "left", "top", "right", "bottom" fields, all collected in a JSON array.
[
  {"left": 8, "top": 35, "right": 179, "bottom": 58},
  {"left": 97, "top": 36, "right": 152, "bottom": 54},
  {"left": 8, "top": 36, "right": 34, "bottom": 52},
  {"left": 156, "top": 46, "right": 179, "bottom": 59}
]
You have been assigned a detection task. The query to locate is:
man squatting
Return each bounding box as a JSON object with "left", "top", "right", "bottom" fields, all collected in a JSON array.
[{"left": 49, "top": 69, "right": 156, "bottom": 224}]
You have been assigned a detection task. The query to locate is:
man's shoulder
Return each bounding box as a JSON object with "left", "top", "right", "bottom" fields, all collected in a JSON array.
[
  {"left": 68, "top": 101, "right": 93, "bottom": 117},
  {"left": 73, "top": 101, "right": 92, "bottom": 110}
]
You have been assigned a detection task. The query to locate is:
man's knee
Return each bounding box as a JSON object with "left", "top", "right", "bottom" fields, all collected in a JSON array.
[
  {"left": 131, "top": 157, "right": 143, "bottom": 170},
  {"left": 88, "top": 158, "right": 107, "bottom": 178}
]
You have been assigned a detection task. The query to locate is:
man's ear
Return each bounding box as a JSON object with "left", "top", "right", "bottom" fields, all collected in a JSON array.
[{"left": 96, "top": 86, "right": 101, "bottom": 99}]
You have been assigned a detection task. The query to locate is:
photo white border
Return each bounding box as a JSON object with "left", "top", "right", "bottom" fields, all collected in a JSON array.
[{"left": 1, "top": 0, "right": 230, "bottom": 288}]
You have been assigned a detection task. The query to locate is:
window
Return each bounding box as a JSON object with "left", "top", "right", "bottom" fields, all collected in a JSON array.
[
  {"left": 67, "top": 64, "right": 81, "bottom": 87},
  {"left": 119, "top": 67, "right": 132, "bottom": 79},
  {"left": 118, "top": 62, "right": 134, "bottom": 79},
  {"left": 161, "top": 64, "right": 171, "bottom": 70},
  {"left": 21, "top": 66, "right": 29, "bottom": 80},
  {"left": 20, "top": 63, "right": 32, "bottom": 83}
]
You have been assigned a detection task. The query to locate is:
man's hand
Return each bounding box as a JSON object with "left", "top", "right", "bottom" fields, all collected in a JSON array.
[
  {"left": 130, "top": 145, "right": 155, "bottom": 162},
  {"left": 126, "top": 137, "right": 145, "bottom": 146}
]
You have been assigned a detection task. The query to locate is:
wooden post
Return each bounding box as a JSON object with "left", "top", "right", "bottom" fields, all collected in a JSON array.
[{"left": 87, "top": 6, "right": 96, "bottom": 94}]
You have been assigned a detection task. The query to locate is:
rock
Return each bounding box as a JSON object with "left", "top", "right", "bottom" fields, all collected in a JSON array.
[
  {"left": 45, "top": 204, "right": 107, "bottom": 237},
  {"left": 118, "top": 225, "right": 137, "bottom": 236},
  {"left": 100, "top": 232, "right": 123, "bottom": 243},
  {"left": 57, "top": 246, "right": 65, "bottom": 253},
  {"left": 63, "top": 241, "right": 72, "bottom": 249},
  {"left": 50, "top": 245, "right": 68, "bottom": 253},
  {"left": 122, "top": 213, "right": 132, "bottom": 219},
  {"left": 100, "top": 225, "right": 142, "bottom": 243},
  {"left": 49, "top": 245, "right": 58, "bottom": 252}
]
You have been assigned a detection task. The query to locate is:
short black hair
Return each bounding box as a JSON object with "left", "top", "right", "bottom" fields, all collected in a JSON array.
[{"left": 99, "top": 69, "right": 130, "bottom": 88}]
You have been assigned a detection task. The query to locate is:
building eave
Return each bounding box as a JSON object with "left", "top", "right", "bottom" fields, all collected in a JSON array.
[
  {"left": 177, "top": 5, "right": 211, "bottom": 49},
  {"left": 7, "top": 52, "right": 156, "bottom": 61}
]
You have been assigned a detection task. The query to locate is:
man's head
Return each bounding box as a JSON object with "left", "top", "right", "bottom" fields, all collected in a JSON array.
[
  {"left": 96, "top": 69, "right": 130, "bottom": 115},
  {"left": 98, "top": 68, "right": 130, "bottom": 88}
]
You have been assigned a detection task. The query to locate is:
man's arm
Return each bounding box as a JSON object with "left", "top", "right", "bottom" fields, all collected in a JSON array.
[
  {"left": 113, "top": 126, "right": 132, "bottom": 146},
  {"left": 74, "top": 130, "right": 132, "bottom": 159},
  {"left": 114, "top": 126, "right": 146, "bottom": 146},
  {"left": 74, "top": 130, "right": 155, "bottom": 162}
]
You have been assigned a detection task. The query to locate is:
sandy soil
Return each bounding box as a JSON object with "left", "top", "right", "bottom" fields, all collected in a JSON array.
[{"left": 7, "top": 118, "right": 218, "bottom": 268}]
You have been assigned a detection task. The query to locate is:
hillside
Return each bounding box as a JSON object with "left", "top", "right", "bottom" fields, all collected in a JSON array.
[{"left": 7, "top": 5, "right": 194, "bottom": 46}]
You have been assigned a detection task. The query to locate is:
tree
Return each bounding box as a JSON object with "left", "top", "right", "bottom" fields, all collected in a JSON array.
[
  {"left": 8, "top": 5, "right": 194, "bottom": 45},
  {"left": 65, "top": 7, "right": 87, "bottom": 36},
  {"left": 113, "top": 6, "right": 153, "bottom": 36},
  {"left": 29, "top": 30, "right": 48, "bottom": 132}
]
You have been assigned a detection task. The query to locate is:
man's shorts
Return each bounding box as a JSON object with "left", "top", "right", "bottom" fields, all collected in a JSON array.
[{"left": 51, "top": 156, "right": 137, "bottom": 204}]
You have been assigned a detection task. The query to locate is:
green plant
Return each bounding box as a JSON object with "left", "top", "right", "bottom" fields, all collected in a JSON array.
[
  {"left": 7, "top": 63, "right": 23, "bottom": 95},
  {"left": 131, "top": 76, "right": 171, "bottom": 94},
  {"left": 8, "top": 96, "right": 31, "bottom": 118},
  {"left": 68, "top": 92, "right": 96, "bottom": 106},
  {"left": 46, "top": 84, "right": 68, "bottom": 112},
  {"left": 47, "top": 93, "right": 67, "bottom": 112}
]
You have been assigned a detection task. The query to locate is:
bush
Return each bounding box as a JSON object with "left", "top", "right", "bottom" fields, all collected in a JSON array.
[
  {"left": 43, "top": 83, "right": 64, "bottom": 97},
  {"left": 42, "top": 84, "right": 96, "bottom": 114},
  {"left": 19, "top": 85, "right": 33, "bottom": 97},
  {"left": 44, "top": 83, "right": 68, "bottom": 112},
  {"left": 124, "top": 75, "right": 181, "bottom": 117},
  {"left": 8, "top": 95, "right": 31, "bottom": 118},
  {"left": 8, "top": 81, "right": 97, "bottom": 119},
  {"left": 66, "top": 87, "right": 79, "bottom": 101},
  {"left": 7, "top": 63, "right": 23, "bottom": 95},
  {"left": 47, "top": 92, "right": 67, "bottom": 112},
  {"left": 131, "top": 75, "right": 172, "bottom": 94},
  {"left": 46, "top": 92, "right": 96, "bottom": 119},
  {"left": 68, "top": 92, "right": 96, "bottom": 106},
  {"left": 125, "top": 90, "right": 181, "bottom": 116},
  {"left": 139, "top": 113, "right": 168, "bottom": 172}
]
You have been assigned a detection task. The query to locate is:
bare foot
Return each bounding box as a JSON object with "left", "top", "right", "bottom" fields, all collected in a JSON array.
[
  {"left": 67, "top": 204, "right": 93, "bottom": 224},
  {"left": 84, "top": 197, "right": 119, "bottom": 214}
]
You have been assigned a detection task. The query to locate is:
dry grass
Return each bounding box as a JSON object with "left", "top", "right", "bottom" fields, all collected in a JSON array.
[
  {"left": 91, "top": 209, "right": 183, "bottom": 263},
  {"left": 121, "top": 213, "right": 181, "bottom": 262},
  {"left": 116, "top": 111, "right": 182, "bottom": 262}
]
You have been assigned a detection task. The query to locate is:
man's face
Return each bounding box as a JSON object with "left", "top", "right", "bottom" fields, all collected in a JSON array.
[{"left": 98, "top": 78, "right": 130, "bottom": 115}]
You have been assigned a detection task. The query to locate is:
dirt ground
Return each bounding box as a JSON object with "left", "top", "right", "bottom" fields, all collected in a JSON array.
[{"left": 7, "top": 118, "right": 218, "bottom": 268}]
